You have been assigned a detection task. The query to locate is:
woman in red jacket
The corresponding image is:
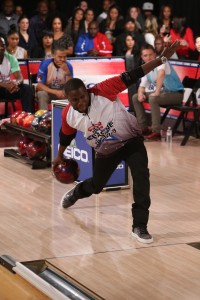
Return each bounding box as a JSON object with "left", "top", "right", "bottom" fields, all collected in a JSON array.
[{"left": 170, "top": 17, "right": 195, "bottom": 59}]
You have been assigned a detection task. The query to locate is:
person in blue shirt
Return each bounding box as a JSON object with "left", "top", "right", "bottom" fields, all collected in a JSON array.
[{"left": 36, "top": 43, "right": 73, "bottom": 110}]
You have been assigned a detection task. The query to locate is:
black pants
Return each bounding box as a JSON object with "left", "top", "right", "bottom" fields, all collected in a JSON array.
[
  {"left": 73, "top": 137, "right": 151, "bottom": 229},
  {"left": 0, "top": 84, "right": 34, "bottom": 113}
]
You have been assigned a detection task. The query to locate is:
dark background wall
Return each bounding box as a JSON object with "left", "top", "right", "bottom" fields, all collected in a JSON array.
[{"left": 10, "top": 0, "right": 200, "bottom": 36}]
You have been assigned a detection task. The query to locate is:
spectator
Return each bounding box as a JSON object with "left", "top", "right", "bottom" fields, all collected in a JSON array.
[
  {"left": 113, "top": 17, "right": 145, "bottom": 56},
  {"left": 132, "top": 43, "right": 184, "bottom": 141},
  {"left": 126, "top": 5, "right": 145, "bottom": 32},
  {"left": 190, "top": 35, "right": 200, "bottom": 61},
  {"left": 144, "top": 15, "right": 158, "bottom": 47},
  {"left": 83, "top": 8, "right": 95, "bottom": 33},
  {"left": 65, "top": 7, "right": 85, "bottom": 46},
  {"left": 0, "top": 0, "right": 19, "bottom": 38},
  {"left": 154, "top": 35, "right": 178, "bottom": 60},
  {"left": 29, "top": 0, "right": 49, "bottom": 44},
  {"left": 30, "top": 29, "right": 54, "bottom": 59},
  {"left": 0, "top": 36, "right": 33, "bottom": 113},
  {"left": 6, "top": 25, "right": 28, "bottom": 59},
  {"left": 36, "top": 43, "right": 73, "bottom": 110},
  {"left": 78, "top": 1, "right": 88, "bottom": 12},
  {"left": 18, "top": 15, "right": 38, "bottom": 57},
  {"left": 158, "top": 4, "right": 173, "bottom": 38},
  {"left": 75, "top": 20, "right": 113, "bottom": 57},
  {"left": 99, "top": 4, "right": 124, "bottom": 44},
  {"left": 15, "top": 5, "right": 24, "bottom": 17},
  {"left": 48, "top": 15, "right": 73, "bottom": 56},
  {"left": 170, "top": 17, "right": 195, "bottom": 59},
  {"left": 97, "top": 0, "right": 115, "bottom": 24}
]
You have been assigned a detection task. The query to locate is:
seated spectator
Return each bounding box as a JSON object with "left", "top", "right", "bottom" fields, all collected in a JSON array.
[
  {"left": 48, "top": 14, "right": 73, "bottom": 56},
  {"left": 6, "top": 25, "right": 27, "bottom": 59},
  {"left": 190, "top": 36, "right": 200, "bottom": 61},
  {"left": 158, "top": 4, "right": 173, "bottom": 38},
  {"left": 97, "top": 0, "right": 115, "bottom": 24},
  {"left": 99, "top": 4, "right": 124, "bottom": 44},
  {"left": 18, "top": 15, "right": 38, "bottom": 57},
  {"left": 113, "top": 17, "right": 145, "bottom": 56},
  {"left": 170, "top": 17, "right": 195, "bottom": 59},
  {"left": 126, "top": 5, "right": 145, "bottom": 32},
  {"left": 78, "top": 1, "right": 88, "bottom": 12},
  {"left": 0, "top": 36, "right": 33, "bottom": 113},
  {"left": 144, "top": 16, "right": 158, "bottom": 47},
  {"left": 83, "top": 8, "right": 95, "bottom": 33},
  {"left": 132, "top": 43, "right": 184, "bottom": 141},
  {"left": 75, "top": 21, "right": 113, "bottom": 57},
  {"left": 30, "top": 29, "right": 53, "bottom": 59},
  {"left": 0, "top": 0, "right": 19, "bottom": 38},
  {"left": 65, "top": 7, "right": 85, "bottom": 46},
  {"left": 154, "top": 35, "right": 178, "bottom": 60},
  {"left": 35, "top": 43, "right": 73, "bottom": 110}
]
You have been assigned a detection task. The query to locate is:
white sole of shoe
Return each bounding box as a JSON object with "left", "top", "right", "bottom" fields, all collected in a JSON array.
[
  {"left": 132, "top": 232, "right": 153, "bottom": 244},
  {"left": 60, "top": 186, "right": 76, "bottom": 209}
]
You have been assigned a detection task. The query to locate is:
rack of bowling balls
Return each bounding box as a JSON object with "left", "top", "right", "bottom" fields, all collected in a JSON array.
[{"left": 4, "top": 110, "right": 52, "bottom": 169}]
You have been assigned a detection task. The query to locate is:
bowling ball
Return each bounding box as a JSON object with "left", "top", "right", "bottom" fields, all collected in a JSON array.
[
  {"left": 34, "top": 109, "right": 47, "bottom": 117},
  {"left": 10, "top": 110, "right": 23, "bottom": 124},
  {"left": 53, "top": 158, "right": 80, "bottom": 184},
  {"left": 37, "top": 118, "right": 51, "bottom": 135},
  {"left": 23, "top": 114, "right": 35, "bottom": 128},
  {"left": 40, "top": 110, "right": 52, "bottom": 121},
  {"left": 26, "top": 140, "right": 47, "bottom": 160},
  {"left": 18, "top": 137, "right": 33, "bottom": 156},
  {"left": 16, "top": 112, "right": 28, "bottom": 126},
  {"left": 31, "top": 116, "right": 41, "bottom": 131}
]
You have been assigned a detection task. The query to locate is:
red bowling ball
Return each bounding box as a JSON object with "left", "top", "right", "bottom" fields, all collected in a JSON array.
[{"left": 53, "top": 159, "right": 80, "bottom": 184}]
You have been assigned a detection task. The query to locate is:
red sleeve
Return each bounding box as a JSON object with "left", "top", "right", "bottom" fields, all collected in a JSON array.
[
  {"left": 88, "top": 75, "right": 127, "bottom": 101},
  {"left": 61, "top": 104, "right": 77, "bottom": 135},
  {"left": 94, "top": 33, "right": 113, "bottom": 57},
  {"left": 185, "top": 28, "right": 195, "bottom": 51}
]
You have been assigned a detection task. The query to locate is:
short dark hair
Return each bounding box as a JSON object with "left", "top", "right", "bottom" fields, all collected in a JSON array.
[
  {"left": 140, "top": 43, "right": 155, "bottom": 54},
  {"left": 52, "top": 42, "right": 66, "bottom": 53},
  {"left": 64, "top": 78, "right": 86, "bottom": 94}
]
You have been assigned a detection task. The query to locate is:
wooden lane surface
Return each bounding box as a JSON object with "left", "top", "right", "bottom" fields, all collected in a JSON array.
[
  {"left": 0, "top": 265, "right": 50, "bottom": 300},
  {"left": 0, "top": 135, "right": 200, "bottom": 299}
]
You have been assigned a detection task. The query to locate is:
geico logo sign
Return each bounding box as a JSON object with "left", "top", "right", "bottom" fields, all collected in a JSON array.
[
  {"left": 117, "top": 163, "right": 124, "bottom": 169},
  {"left": 65, "top": 147, "right": 89, "bottom": 163}
]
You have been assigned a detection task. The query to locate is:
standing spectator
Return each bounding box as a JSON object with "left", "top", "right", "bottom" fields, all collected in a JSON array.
[
  {"left": 83, "top": 8, "right": 95, "bottom": 33},
  {"left": 65, "top": 8, "right": 85, "bottom": 46},
  {"left": 15, "top": 5, "right": 24, "bottom": 17},
  {"left": 18, "top": 16, "right": 38, "bottom": 57},
  {"left": 99, "top": 4, "right": 124, "bottom": 45},
  {"left": 36, "top": 43, "right": 73, "bottom": 110},
  {"left": 0, "top": 0, "right": 19, "bottom": 38},
  {"left": 0, "top": 36, "right": 33, "bottom": 113},
  {"left": 30, "top": 29, "right": 54, "bottom": 59},
  {"left": 75, "top": 21, "right": 113, "bottom": 57},
  {"left": 132, "top": 43, "right": 184, "bottom": 141},
  {"left": 170, "top": 17, "right": 195, "bottom": 59},
  {"left": 6, "top": 25, "right": 27, "bottom": 59},
  {"left": 49, "top": 15, "right": 73, "bottom": 56},
  {"left": 29, "top": 0, "right": 49, "bottom": 44}
]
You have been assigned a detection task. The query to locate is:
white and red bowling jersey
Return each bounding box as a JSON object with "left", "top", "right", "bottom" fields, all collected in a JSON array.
[{"left": 61, "top": 75, "right": 142, "bottom": 155}]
